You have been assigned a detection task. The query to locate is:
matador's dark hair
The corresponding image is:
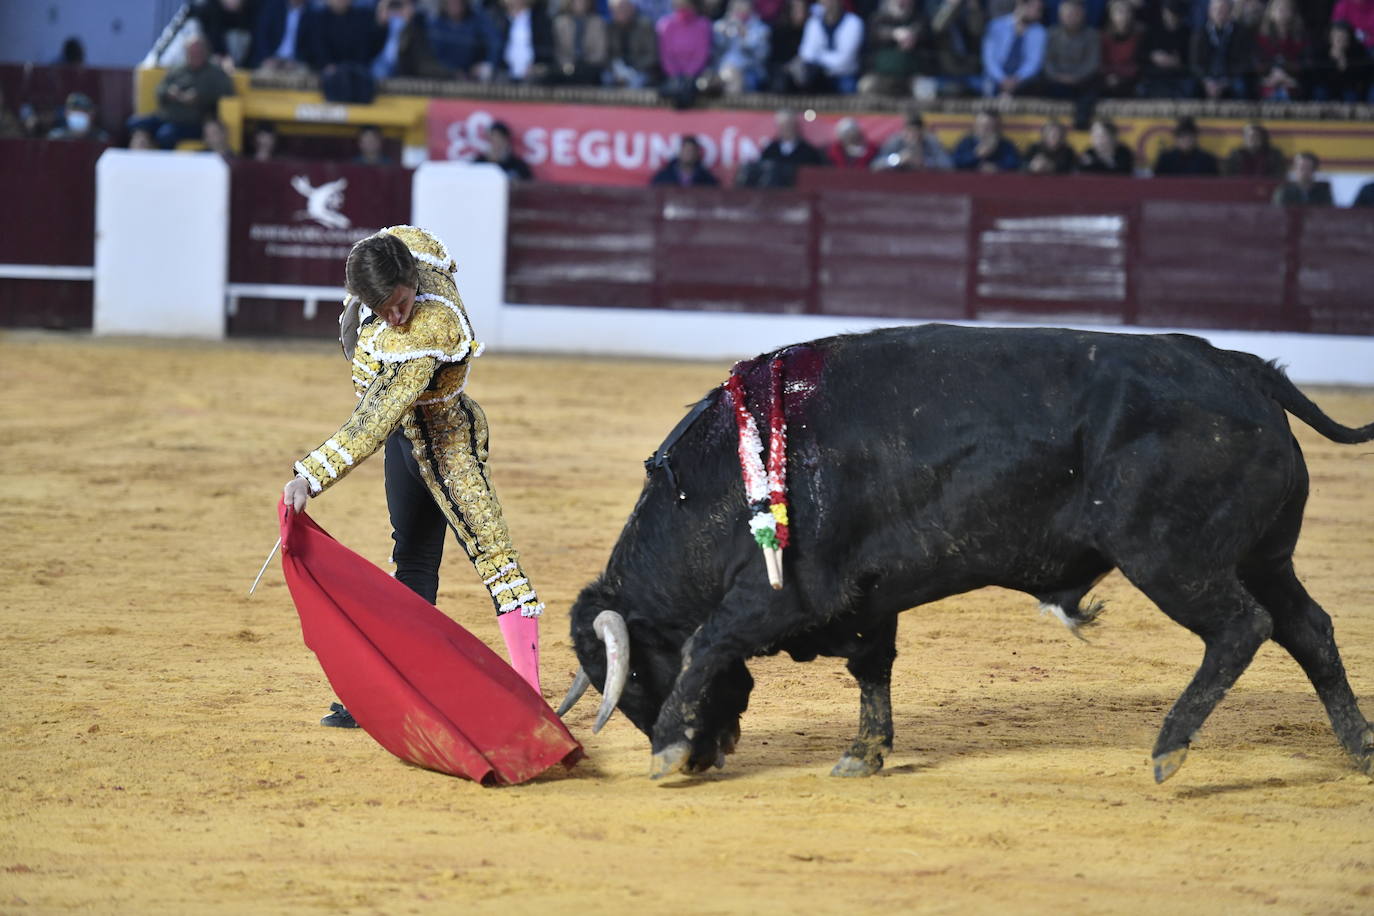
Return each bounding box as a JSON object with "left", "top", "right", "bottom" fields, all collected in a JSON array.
[{"left": 345, "top": 232, "right": 419, "bottom": 309}]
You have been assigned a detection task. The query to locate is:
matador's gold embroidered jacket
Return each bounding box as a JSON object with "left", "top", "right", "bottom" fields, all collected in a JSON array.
[{"left": 293, "top": 225, "right": 541, "bottom": 618}]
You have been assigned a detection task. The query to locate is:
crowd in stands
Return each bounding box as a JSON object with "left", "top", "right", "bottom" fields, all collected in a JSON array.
[
  {"left": 148, "top": 0, "right": 1374, "bottom": 112},
  {"left": 0, "top": 0, "right": 1367, "bottom": 102},
  {"left": 691, "top": 105, "right": 1374, "bottom": 205},
  {"left": 3, "top": 0, "right": 1372, "bottom": 204}
]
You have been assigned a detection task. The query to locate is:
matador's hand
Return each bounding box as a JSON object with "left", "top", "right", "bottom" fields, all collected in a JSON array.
[{"left": 283, "top": 476, "right": 311, "bottom": 513}]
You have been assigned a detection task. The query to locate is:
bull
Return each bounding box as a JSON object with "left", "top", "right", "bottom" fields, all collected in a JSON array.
[{"left": 557, "top": 325, "right": 1374, "bottom": 783}]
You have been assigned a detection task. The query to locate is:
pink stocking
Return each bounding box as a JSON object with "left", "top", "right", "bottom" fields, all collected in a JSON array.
[{"left": 497, "top": 611, "right": 541, "bottom": 695}]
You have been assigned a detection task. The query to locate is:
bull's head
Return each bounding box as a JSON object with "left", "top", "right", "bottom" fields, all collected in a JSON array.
[{"left": 557, "top": 582, "right": 696, "bottom": 739}]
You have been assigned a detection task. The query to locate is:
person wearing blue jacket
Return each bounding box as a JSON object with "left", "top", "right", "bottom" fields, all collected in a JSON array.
[{"left": 982, "top": 0, "right": 1048, "bottom": 97}]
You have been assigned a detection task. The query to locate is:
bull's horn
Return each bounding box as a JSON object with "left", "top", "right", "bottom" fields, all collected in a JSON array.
[
  {"left": 555, "top": 668, "right": 591, "bottom": 717},
  {"left": 592, "top": 610, "right": 630, "bottom": 734}
]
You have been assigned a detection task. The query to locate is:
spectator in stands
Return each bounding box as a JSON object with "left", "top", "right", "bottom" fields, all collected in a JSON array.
[
  {"left": 982, "top": 0, "right": 1048, "bottom": 97},
  {"left": 767, "top": 0, "right": 811, "bottom": 91},
  {"left": 1330, "top": 0, "right": 1374, "bottom": 48},
  {"left": 310, "top": 0, "right": 386, "bottom": 101},
  {"left": 953, "top": 109, "right": 1022, "bottom": 171},
  {"left": 1077, "top": 115, "right": 1133, "bottom": 173},
  {"left": 1224, "top": 121, "right": 1289, "bottom": 178},
  {"left": 761, "top": 108, "right": 830, "bottom": 166},
  {"left": 493, "top": 0, "right": 555, "bottom": 84},
  {"left": 1043, "top": 0, "right": 1101, "bottom": 125},
  {"left": 47, "top": 93, "right": 110, "bottom": 143},
  {"left": 736, "top": 109, "right": 827, "bottom": 186},
  {"left": 129, "top": 128, "right": 156, "bottom": 150},
  {"left": 1191, "top": 0, "right": 1256, "bottom": 99},
  {"left": 657, "top": 0, "right": 713, "bottom": 106},
  {"left": 1306, "top": 20, "right": 1373, "bottom": 100},
  {"left": 1100, "top": 0, "right": 1143, "bottom": 96},
  {"left": 192, "top": 0, "right": 257, "bottom": 70},
  {"left": 202, "top": 117, "right": 235, "bottom": 161},
  {"left": 475, "top": 120, "right": 534, "bottom": 179},
  {"left": 0, "top": 88, "right": 25, "bottom": 139},
  {"left": 651, "top": 135, "right": 720, "bottom": 185},
  {"left": 1272, "top": 151, "right": 1333, "bottom": 206},
  {"left": 373, "top": 0, "right": 422, "bottom": 80},
  {"left": 1023, "top": 117, "right": 1076, "bottom": 173},
  {"left": 57, "top": 37, "right": 86, "bottom": 66},
  {"left": 1224, "top": 121, "right": 1286, "bottom": 177},
  {"left": 921, "top": 0, "right": 988, "bottom": 98},
  {"left": 1152, "top": 115, "right": 1220, "bottom": 175},
  {"left": 251, "top": 121, "right": 278, "bottom": 160},
  {"left": 252, "top": 0, "right": 315, "bottom": 71},
  {"left": 1352, "top": 180, "right": 1374, "bottom": 206},
  {"left": 130, "top": 35, "right": 237, "bottom": 149},
  {"left": 828, "top": 118, "right": 878, "bottom": 168},
  {"left": 860, "top": 0, "right": 927, "bottom": 97},
  {"left": 406, "top": 0, "right": 502, "bottom": 80},
  {"left": 872, "top": 112, "right": 952, "bottom": 170},
  {"left": 312, "top": 0, "right": 385, "bottom": 70},
  {"left": 1255, "top": 0, "right": 1307, "bottom": 99},
  {"left": 1139, "top": 0, "right": 1194, "bottom": 97},
  {"left": 606, "top": 0, "right": 661, "bottom": 88},
  {"left": 354, "top": 125, "right": 394, "bottom": 166},
  {"left": 791, "top": 0, "right": 866, "bottom": 93},
  {"left": 705, "top": 0, "right": 771, "bottom": 95},
  {"left": 553, "top": 0, "right": 611, "bottom": 84}
]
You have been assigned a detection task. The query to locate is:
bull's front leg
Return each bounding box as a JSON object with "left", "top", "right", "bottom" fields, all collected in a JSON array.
[
  {"left": 649, "top": 589, "right": 770, "bottom": 778},
  {"left": 831, "top": 615, "right": 899, "bottom": 777}
]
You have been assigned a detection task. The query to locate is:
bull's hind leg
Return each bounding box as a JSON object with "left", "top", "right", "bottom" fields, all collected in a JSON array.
[
  {"left": 1242, "top": 563, "right": 1374, "bottom": 776},
  {"left": 1126, "top": 574, "right": 1273, "bottom": 783},
  {"left": 832, "top": 615, "right": 899, "bottom": 778}
]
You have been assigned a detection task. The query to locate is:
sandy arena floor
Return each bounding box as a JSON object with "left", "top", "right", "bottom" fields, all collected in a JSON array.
[{"left": 1, "top": 331, "right": 1372, "bottom": 914}]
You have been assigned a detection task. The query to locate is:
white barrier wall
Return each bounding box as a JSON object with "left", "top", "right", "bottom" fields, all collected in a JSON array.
[
  {"left": 94, "top": 150, "right": 229, "bottom": 339},
  {"left": 411, "top": 162, "right": 508, "bottom": 348},
  {"left": 500, "top": 305, "right": 1374, "bottom": 387}
]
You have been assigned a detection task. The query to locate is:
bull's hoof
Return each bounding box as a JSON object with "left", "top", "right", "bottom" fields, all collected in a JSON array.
[
  {"left": 649, "top": 741, "right": 691, "bottom": 780},
  {"left": 1354, "top": 728, "right": 1374, "bottom": 780},
  {"left": 830, "top": 754, "right": 882, "bottom": 778},
  {"left": 1152, "top": 747, "right": 1188, "bottom": 784}
]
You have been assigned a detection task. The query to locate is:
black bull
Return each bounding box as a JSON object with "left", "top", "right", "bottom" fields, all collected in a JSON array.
[{"left": 558, "top": 325, "right": 1374, "bottom": 782}]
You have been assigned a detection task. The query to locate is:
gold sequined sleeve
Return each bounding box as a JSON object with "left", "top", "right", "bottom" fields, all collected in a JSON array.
[{"left": 293, "top": 357, "right": 437, "bottom": 495}]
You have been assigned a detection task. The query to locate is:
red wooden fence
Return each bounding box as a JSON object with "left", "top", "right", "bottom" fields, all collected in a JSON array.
[
  {"left": 3, "top": 138, "right": 1370, "bottom": 338},
  {"left": 506, "top": 171, "right": 1374, "bottom": 336}
]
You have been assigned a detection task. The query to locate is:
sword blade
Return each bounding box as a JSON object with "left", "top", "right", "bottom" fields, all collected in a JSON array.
[{"left": 248, "top": 537, "right": 282, "bottom": 596}]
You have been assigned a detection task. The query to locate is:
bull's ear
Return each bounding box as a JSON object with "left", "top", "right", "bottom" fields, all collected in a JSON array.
[
  {"left": 592, "top": 610, "right": 630, "bottom": 733},
  {"left": 555, "top": 668, "right": 591, "bottom": 717}
]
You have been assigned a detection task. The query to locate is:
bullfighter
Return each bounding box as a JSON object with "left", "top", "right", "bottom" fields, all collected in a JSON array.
[{"left": 282, "top": 225, "right": 543, "bottom": 725}]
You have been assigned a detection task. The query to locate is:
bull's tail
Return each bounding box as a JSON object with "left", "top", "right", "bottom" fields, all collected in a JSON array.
[{"left": 1241, "top": 355, "right": 1374, "bottom": 444}]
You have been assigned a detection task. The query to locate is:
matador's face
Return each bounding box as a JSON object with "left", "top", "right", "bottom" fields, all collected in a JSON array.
[{"left": 375, "top": 284, "right": 417, "bottom": 328}]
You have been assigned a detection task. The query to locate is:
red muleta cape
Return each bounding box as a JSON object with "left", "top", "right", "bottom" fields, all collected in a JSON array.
[{"left": 277, "top": 501, "right": 583, "bottom": 785}]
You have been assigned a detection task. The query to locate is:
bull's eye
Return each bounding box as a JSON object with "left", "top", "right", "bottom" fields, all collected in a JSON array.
[{"left": 630, "top": 669, "right": 639, "bottom": 680}]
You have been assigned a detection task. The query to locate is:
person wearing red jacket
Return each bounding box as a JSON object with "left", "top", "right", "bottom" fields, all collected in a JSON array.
[{"left": 827, "top": 117, "right": 877, "bottom": 168}]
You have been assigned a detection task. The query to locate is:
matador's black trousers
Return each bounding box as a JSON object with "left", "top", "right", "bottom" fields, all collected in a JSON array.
[{"left": 384, "top": 427, "right": 445, "bottom": 604}]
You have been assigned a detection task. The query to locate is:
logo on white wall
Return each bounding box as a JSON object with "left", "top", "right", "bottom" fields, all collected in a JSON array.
[{"left": 291, "top": 176, "right": 351, "bottom": 229}]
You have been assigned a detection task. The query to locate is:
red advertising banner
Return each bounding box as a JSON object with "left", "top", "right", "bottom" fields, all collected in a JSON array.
[
  {"left": 228, "top": 160, "right": 413, "bottom": 285},
  {"left": 426, "top": 99, "right": 905, "bottom": 186}
]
